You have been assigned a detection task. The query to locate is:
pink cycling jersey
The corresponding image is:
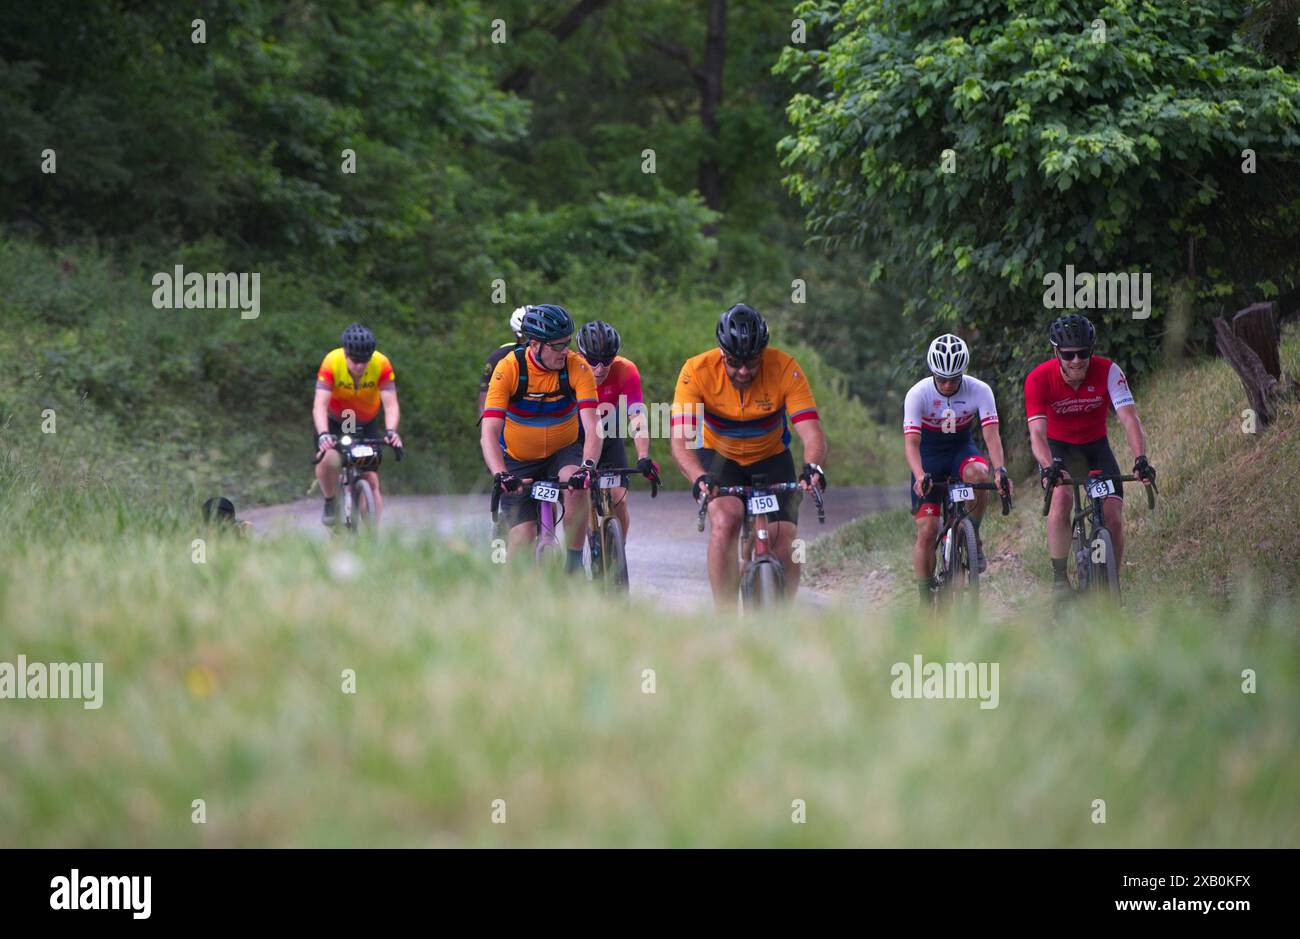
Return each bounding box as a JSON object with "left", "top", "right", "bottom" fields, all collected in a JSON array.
[
  {"left": 595, "top": 356, "right": 645, "bottom": 415},
  {"left": 1024, "top": 355, "right": 1135, "bottom": 444}
]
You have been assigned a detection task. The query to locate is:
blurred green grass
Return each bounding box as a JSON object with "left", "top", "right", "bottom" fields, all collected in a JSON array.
[{"left": 0, "top": 506, "right": 1295, "bottom": 847}]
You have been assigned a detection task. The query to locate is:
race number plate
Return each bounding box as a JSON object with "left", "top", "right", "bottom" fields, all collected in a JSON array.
[
  {"left": 350, "top": 444, "right": 374, "bottom": 458},
  {"left": 748, "top": 493, "right": 779, "bottom": 515},
  {"left": 1086, "top": 478, "right": 1115, "bottom": 500},
  {"left": 948, "top": 485, "right": 975, "bottom": 503},
  {"left": 599, "top": 474, "right": 621, "bottom": 489},
  {"left": 532, "top": 483, "right": 560, "bottom": 503}
]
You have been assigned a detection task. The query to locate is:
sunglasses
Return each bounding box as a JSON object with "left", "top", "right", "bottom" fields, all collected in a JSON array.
[
  {"left": 542, "top": 339, "right": 571, "bottom": 352},
  {"left": 1057, "top": 348, "right": 1092, "bottom": 362},
  {"left": 585, "top": 357, "right": 615, "bottom": 368},
  {"left": 724, "top": 355, "right": 761, "bottom": 370}
]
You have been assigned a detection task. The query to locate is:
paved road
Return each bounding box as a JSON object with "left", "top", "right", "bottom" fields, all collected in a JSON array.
[{"left": 242, "top": 485, "right": 910, "bottom": 609}]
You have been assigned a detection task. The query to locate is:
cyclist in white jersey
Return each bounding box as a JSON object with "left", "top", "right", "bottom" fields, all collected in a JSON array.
[{"left": 902, "top": 334, "right": 1013, "bottom": 603}]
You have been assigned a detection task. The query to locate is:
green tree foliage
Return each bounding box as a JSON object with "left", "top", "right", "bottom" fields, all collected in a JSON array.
[{"left": 776, "top": 0, "right": 1300, "bottom": 386}]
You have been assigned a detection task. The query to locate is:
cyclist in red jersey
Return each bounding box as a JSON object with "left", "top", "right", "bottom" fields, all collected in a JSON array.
[
  {"left": 576, "top": 321, "right": 660, "bottom": 542},
  {"left": 1024, "top": 314, "right": 1157, "bottom": 597}
]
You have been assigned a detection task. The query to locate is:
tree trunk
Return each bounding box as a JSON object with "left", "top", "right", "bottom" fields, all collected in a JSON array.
[
  {"left": 696, "top": 0, "right": 726, "bottom": 216},
  {"left": 1214, "top": 315, "right": 1280, "bottom": 425},
  {"left": 1232, "top": 302, "right": 1282, "bottom": 379}
]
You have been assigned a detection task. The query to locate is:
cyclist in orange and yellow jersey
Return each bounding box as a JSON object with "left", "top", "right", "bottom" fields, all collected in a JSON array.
[
  {"left": 313, "top": 323, "right": 403, "bottom": 526},
  {"left": 670, "top": 303, "right": 828, "bottom": 607},
  {"left": 480, "top": 304, "right": 603, "bottom": 570}
]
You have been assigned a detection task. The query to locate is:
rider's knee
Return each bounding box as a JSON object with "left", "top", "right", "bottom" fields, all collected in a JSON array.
[{"left": 964, "top": 461, "right": 990, "bottom": 482}]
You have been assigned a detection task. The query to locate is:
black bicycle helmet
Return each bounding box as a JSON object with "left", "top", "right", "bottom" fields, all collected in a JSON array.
[
  {"left": 577, "top": 320, "right": 621, "bottom": 360},
  {"left": 341, "top": 322, "right": 376, "bottom": 360},
  {"left": 716, "top": 303, "right": 769, "bottom": 359},
  {"left": 520, "top": 304, "right": 574, "bottom": 342},
  {"left": 1048, "top": 313, "right": 1096, "bottom": 349}
]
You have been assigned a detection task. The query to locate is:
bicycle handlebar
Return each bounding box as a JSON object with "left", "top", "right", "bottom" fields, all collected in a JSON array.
[
  {"left": 312, "top": 436, "right": 403, "bottom": 465},
  {"left": 488, "top": 466, "right": 659, "bottom": 523},
  {"left": 695, "top": 481, "right": 826, "bottom": 532},
  {"left": 1040, "top": 472, "right": 1157, "bottom": 516},
  {"left": 922, "top": 476, "right": 1013, "bottom": 516},
  {"left": 599, "top": 466, "right": 660, "bottom": 499}
]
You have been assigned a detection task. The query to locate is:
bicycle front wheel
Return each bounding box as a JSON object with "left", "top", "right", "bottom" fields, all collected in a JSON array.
[
  {"left": 951, "top": 517, "right": 980, "bottom": 601},
  {"left": 741, "top": 558, "right": 785, "bottom": 612},
  {"left": 351, "top": 479, "right": 378, "bottom": 534},
  {"left": 1089, "top": 526, "right": 1121, "bottom": 599},
  {"left": 601, "top": 518, "right": 629, "bottom": 591}
]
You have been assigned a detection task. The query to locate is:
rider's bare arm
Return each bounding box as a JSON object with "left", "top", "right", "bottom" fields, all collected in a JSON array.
[
  {"left": 1114, "top": 404, "right": 1149, "bottom": 472},
  {"left": 480, "top": 417, "right": 507, "bottom": 476},
  {"left": 792, "top": 417, "right": 827, "bottom": 469},
  {"left": 670, "top": 434, "right": 705, "bottom": 485},
  {"left": 312, "top": 387, "right": 333, "bottom": 442},
  {"left": 1027, "top": 418, "right": 1056, "bottom": 475},
  {"left": 380, "top": 387, "right": 399, "bottom": 433},
  {"left": 579, "top": 407, "right": 602, "bottom": 466},
  {"left": 981, "top": 424, "right": 1013, "bottom": 494},
  {"left": 904, "top": 433, "right": 925, "bottom": 481}
]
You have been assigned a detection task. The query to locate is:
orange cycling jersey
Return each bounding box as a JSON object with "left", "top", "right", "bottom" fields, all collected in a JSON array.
[
  {"left": 671, "top": 347, "right": 819, "bottom": 465},
  {"left": 482, "top": 348, "right": 598, "bottom": 461},
  {"left": 315, "top": 348, "right": 395, "bottom": 424}
]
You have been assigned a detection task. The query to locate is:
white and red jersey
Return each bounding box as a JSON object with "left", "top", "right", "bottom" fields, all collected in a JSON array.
[
  {"left": 1024, "top": 355, "right": 1135, "bottom": 444},
  {"left": 902, "top": 375, "right": 1000, "bottom": 442}
]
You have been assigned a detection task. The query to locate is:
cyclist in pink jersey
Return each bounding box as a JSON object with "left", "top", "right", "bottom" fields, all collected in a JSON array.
[
  {"left": 576, "top": 321, "right": 660, "bottom": 543},
  {"left": 1025, "top": 314, "right": 1157, "bottom": 598}
]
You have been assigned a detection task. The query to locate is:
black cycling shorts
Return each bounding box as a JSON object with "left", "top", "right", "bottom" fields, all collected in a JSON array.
[
  {"left": 697, "top": 447, "right": 801, "bottom": 524},
  {"left": 1048, "top": 436, "right": 1124, "bottom": 499}
]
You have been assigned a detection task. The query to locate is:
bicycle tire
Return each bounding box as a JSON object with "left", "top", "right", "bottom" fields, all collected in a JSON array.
[
  {"left": 741, "top": 558, "right": 784, "bottom": 612},
  {"left": 351, "top": 479, "right": 378, "bottom": 534},
  {"left": 1089, "top": 526, "right": 1121, "bottom": 598},
  {"left": 586, "top": 528, "right": 604, "bottom": 580},
  {"left": 952, "top": 517, "right": 980, "bottom": 600},
  {"left": 602, "top": 518, "right": 629, "bottom": 591}
]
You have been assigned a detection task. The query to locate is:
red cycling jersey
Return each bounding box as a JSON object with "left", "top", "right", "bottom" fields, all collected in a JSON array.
[{"left": 1024, "top": 355, "right": 1135, "bottom": 444}]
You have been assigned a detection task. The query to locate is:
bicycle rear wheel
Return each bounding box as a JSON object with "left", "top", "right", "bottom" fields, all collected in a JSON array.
[
  {"left": 601, "top": 518, "right": 629, "bottom": 591},
  {"left": 1089, "top": 526, "right": 1121, "bottom": 599}
]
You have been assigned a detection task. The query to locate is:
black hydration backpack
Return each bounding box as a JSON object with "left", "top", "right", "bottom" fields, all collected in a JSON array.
[{"left": 509, "top": 346, "right": 573, "bottom": 405}]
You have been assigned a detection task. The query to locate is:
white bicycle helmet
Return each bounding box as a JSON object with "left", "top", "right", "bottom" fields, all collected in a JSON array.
[
  {"left": 927, "top": 333, "right": 970, "bottom": 379},
  {"left": 509, "top": 306, "right": 527, "bottom": 338}
]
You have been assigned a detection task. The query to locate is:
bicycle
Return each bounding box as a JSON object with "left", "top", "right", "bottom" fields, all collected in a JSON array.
[
  {"left": 583, "top": 466, "right": 658, "bottom": 591},
  {"left": 696, "top": 474, "right": 825, "bottom": 611},
  {"left": 1041, "top": 469, "right": 1157, "bottom": 599},
  {"left": 922, "top": 474, "right": 1011, "bottom": 604},
  {"left": 491, "top": 473, "right": 579, "bottom": 566},
  {"left": 313, "top": 434, "right": 403, "bottom": 534}
]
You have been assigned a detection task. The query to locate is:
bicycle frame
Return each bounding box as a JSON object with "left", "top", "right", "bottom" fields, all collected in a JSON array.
[
  {"left": 313, "top": 434, "right": 401, "bottom": 531},
  {"left": 923, "top": 477, "right": 1009, "bottom": 591},
  {"left": 489, "top": 474, "right": 577, "bottom": 564},
  {"left": 1041, "top": 469, "right": 1157, "bottom": 594},
  {"left": 696, "top": 478, "right": 826, "bottom": 604}
]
